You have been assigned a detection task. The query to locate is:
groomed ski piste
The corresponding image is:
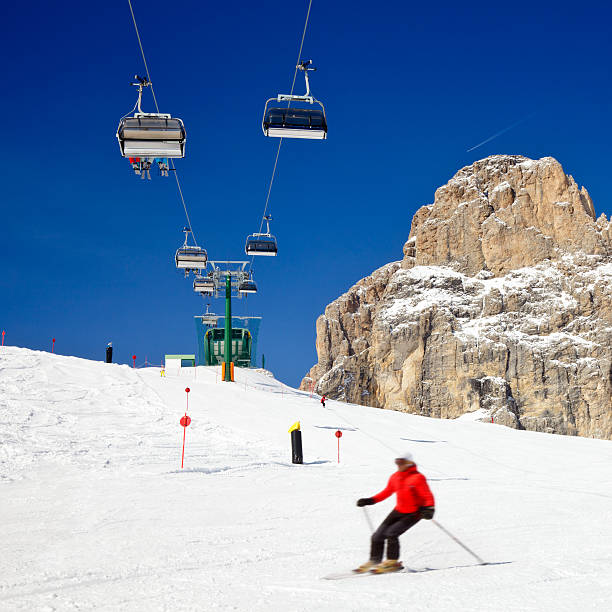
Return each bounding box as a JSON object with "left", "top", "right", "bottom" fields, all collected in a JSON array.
[{"left": 1, "top": 347, "right": 611, "bottom": 611}]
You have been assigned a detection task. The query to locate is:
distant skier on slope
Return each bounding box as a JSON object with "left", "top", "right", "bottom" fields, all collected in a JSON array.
[
  {"left": 354, "top": 452, "right": 435, "bottom": 574},
  {"left": 320, "top": 395, "right": 326, "bottom": 408}
]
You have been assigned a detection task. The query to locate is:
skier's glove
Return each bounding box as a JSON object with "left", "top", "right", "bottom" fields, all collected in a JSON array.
[
  {"left": 356, "top": 498, "right": 375, "bottom": 507},
  {"left": 419, "top": 506, "right": 435, "bottom": 520}
]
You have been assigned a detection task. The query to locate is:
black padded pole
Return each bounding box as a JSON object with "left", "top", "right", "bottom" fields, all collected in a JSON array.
[{"left": 291, "top": 429, "right": 303, "bottom": 464}]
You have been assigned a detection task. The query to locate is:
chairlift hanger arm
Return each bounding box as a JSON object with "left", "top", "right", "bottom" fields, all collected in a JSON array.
[
  {"left": 130, "top": 75, "right": 152, "bottom": 114},
  {"left": 298, "top": 59, "right": 316, "bottom": 98},
  {"left": 271, "top": 59, "right": 320, "bottom": 104}
]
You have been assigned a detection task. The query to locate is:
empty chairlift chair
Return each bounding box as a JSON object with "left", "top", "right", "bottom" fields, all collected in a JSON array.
[
  {"left": 262, "top": 60, "right": 327, "bottom": 140},
  {"left": 175, "top": 228, "right": 207, "bottom": 275},
  {"left": 238, "top": 278, "right": 258, "bottom": 294},
  {"left": 245, "top": 215, "right": 278, "bottom": 256},
  {"left": 117, "top": 76, "right": 186, "bottom": 170}
]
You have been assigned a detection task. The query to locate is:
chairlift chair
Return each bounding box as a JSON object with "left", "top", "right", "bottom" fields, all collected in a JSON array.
[
  {"left": 262, "top": 60, "right": 327, "bottom": 140},
  {"left": 175, "top": 228, "right": 207, "bottom": 274},
  {"left": 200, "top": 304, "right": 219, "bottom": 326},
  {"left": 245, "top": 215, "right": 278, "bottom": 256},
  {"left": 193, "top": 275, "right": 216, "bottom": 294},
  {"left": 238, "top": 279, "right": 258, "bottom": 294},
  {"left": 117, "top": 76, "right": 186, "bottom": 159},
  {"left": 176, "top": 245, "right": 208, "bottom": 269}
]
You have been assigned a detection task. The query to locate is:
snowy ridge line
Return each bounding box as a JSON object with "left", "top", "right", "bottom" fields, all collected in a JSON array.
[{"left": 159, "top": 365, "right": 304, "bottom": 399}]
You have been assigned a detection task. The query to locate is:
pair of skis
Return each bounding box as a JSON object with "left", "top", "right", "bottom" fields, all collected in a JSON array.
[
  {"left": 323, "top": 565, "right": 406, "bottom": 581},
  {"left": 323, "top": 513, "right": 492, "bottom": 581},
  {"left": 323, "top": 562, "right": 496, "bottom": 581}
]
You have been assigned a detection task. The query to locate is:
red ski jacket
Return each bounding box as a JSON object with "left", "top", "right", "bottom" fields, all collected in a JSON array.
[{"left": 372, "top": 466, "right": 434, "bottom": 513}]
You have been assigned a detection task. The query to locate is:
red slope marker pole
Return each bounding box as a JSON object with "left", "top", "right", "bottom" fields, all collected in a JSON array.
[
  {"left": 335, "top": 430, "right": 342, "bottom": 463},
  {"left": 181, "top": 416, "right": 187, "bottom": 467},
  {"left": 132, "top": 355, "right": 136, "bottom": 368},
  {"left": 181, "top": 388, "right": 191, "bottom": 468},
  {"left": 180, "top": 413, "right": 192, "bottom": 468},
  {"left": 2, "top": 330, "right": 6, "bottom": 346},
  {"left": 52, "top": 338, "right": 55, "bottom": 353}
]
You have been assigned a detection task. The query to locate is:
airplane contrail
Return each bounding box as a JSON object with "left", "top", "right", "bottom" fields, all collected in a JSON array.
[{"left": 466, "top": 114, "right": 535, "bottom": 153}]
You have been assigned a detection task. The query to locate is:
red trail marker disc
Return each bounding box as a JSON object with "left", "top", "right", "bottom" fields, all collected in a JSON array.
[
  {"left": 180, "top": 411, "right": 192, "bottom": 469},
  {"left": 335, "top": 430, "right": 342, "bottom": 463}
]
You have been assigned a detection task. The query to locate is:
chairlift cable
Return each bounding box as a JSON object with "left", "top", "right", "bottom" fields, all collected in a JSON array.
[
  {"left": 126, "top": 0, "right": 198, "bottom": 245},
  {"left": 288, "top": 0, "right": 313, "bottom": 107},
  {"left": 126, "top": 0, "right": 158, "bottom": 110},
  {"left": 258, "top": 0, "right": 313, "bottom": 234},
  {"left": 169, "top": 159, "right": 196, "bottom": 243},
  {"left": 250, "top": 0, "right": 314, "bottom": 270},
  {"left": 258, "top": 140, "right": 283, "bottom": 235}
]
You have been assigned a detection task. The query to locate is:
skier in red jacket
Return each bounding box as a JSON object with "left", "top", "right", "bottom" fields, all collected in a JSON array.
[{"left": 354, "top": 451, "right": 435, "bottom": 574}]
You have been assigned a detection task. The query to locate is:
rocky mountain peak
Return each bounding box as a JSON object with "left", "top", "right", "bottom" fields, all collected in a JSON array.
[
  {"left": 302, "top": 156, "right": 612, "bottom": 439},
  {"left": 403, "top": 155, "right": 609, "bottom": 277}
]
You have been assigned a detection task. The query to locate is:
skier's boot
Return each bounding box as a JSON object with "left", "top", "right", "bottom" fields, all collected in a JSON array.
[
  {"left": 371, "top": 559, "right": 404, "bottom": 574},
  {"left": 353, "top": 560, "right": 377, "bottom": 574}
]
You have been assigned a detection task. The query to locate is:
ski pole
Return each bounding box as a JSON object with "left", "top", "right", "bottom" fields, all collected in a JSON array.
[
  {"left": 362, "top": 507, "right": 374, "bottom": 534},
  {"left": 431, "top": 519, "right": 487, "bottom": 565}
]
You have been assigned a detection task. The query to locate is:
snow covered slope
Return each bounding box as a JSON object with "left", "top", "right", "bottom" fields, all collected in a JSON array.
[{"left": 1, "top": 346, "right": 611, "bottom": 611}]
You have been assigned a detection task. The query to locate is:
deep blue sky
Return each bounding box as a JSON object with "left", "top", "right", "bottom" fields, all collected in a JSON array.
[{"left": 1, "top": 1, "right": 611, "bottom": 385}]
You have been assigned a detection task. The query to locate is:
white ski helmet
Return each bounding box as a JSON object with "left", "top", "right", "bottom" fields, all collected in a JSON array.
[{"left": 396, "top": 451, "right": 415, "bottom": 463}]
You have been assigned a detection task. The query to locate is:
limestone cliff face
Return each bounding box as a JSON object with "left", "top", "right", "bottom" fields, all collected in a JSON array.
[{"left": 301, "top": 156, "right": 612, "bottom": 439}]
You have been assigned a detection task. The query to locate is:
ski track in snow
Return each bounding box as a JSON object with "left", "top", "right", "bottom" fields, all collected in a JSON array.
[{"left": 1, "top": 346, "right": 611, "bottom": 611}]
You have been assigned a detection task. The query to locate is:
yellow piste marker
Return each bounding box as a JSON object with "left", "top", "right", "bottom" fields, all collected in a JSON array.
[{"left": 288, "top": 421, "right": 301, "bottom": 433}]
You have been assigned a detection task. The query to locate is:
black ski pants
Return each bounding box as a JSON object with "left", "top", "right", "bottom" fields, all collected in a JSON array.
[{"left": 370, "top": 510, "right": 420, "bottom": 562}]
